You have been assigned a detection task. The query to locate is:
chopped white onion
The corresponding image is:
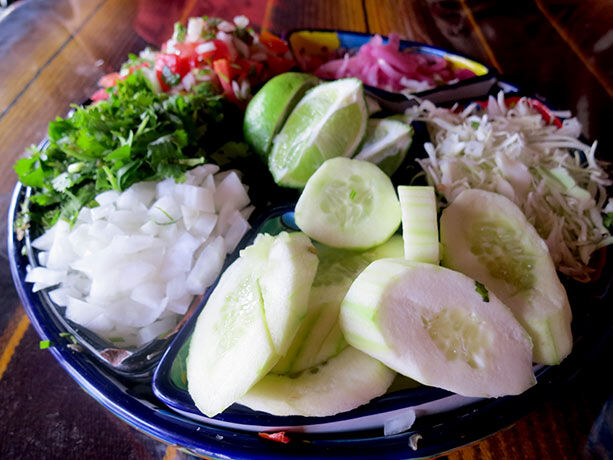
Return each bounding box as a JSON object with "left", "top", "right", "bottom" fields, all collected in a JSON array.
[
  {"left": 383, "top": 409, "right": 416, "bottom": 436},
  {"left": 26, "top": 167, "right": 252, "bottom": 347}
]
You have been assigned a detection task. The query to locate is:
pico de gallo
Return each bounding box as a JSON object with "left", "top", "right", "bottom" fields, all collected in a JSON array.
[{"left": 92, "top": 16, "right": 296, "bottom": 108}]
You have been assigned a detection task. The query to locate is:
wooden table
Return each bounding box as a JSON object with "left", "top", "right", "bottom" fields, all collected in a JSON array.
[{"left": 1, "top": 1, "right": 612, "bottom": 458}]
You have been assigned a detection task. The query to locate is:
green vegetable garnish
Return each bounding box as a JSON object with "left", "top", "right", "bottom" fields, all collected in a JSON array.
[
  {"left": 161, "top": 65, "right": 181, "bottom": 87},
  {"left": 39, "top": 340, "right": 52, "bottom": 349},
  {"left": 14, "top": 71, "right": 242, "bottom": 233},
  {"left": 59, "top": 332, "right": 78, "bottom": 344},
  {"left": 173, "top": 22, "right": 187, "bottom": 43},
  {"left": 474, "top": 281, "right": 490, "bottom": 302},
  {"left": 604, "top": 212, "right": 613, "bottom": 229}
]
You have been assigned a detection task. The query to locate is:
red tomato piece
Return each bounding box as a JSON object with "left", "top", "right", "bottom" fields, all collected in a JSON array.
[
  {"left": 180, "top": 39, "right": 232, "bottom": 67},
  {"left": 91, "top": 87, "right": 109, "bottom": 102},
  {"left": 265, "top": 54, "right": 296, "bottom": 76},
  {"left": 259, "top": 30, "right": 289, "bottom": 55},
  {"left": 173, "top": 42, "right": 201, "bottom": 69},
  {"left": 258, "top": 431, "right": 291, "bottom": 444},
  {"left": 155, "top": 52, "right": 191, "bottom": 91},
  {"left": 97, "top": 72, "right": 121, "bottom": 88},
  {"left": 236, "top": 58, "right": 263, "bottom": 80},
  {"left": 212, "top": 58, "right": 239, "bottom": 104}
]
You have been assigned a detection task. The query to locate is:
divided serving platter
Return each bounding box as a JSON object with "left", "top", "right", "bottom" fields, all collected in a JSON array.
[{"left": 7, "top": 29, "right": 613, "bottom": 457}]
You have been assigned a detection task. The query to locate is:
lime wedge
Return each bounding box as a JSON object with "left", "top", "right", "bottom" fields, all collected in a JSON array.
[
  {"left": 243, "top": 72, "right": 319, "bottom": 160},
  {"left": 269, "top": 78, "right": 368, "bottom": 188},
  {"left": 353, "top": 118, "right": 413, "bottom": 176}
]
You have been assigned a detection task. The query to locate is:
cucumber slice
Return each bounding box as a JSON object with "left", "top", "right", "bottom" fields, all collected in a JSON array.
[
  {"left": 288, "top": 286, "right": 346, "bottom": 374},
  {"left": 295, "top": 157, "right": 401, "bottom": 249},
  {"left": 272, "top": 235, "right": 405, "bottom": 375},
  {"left": 439, "top": 189, "right": 573, "bottom": 365},
  {"left": 238, "top": 346, "right": 396, "bottom": 417},
  {"left": 259, "top": 232, "right": 319, "bottom": 355},
  {"left": 340, "top": 258, "right": 536, "bottom": 397},
  {"left": 398, "top": 185, "right": 439, "bottom": 264},
  {"left": 187, "top": 232, "right": 318, "bottom": 417},
  {"left": 313, "top": 320, "right": 347, "bottom": 365}
]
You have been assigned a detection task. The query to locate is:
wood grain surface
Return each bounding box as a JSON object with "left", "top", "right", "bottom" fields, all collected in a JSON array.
[{"left": 1, "top": 0, "right": 612, "bottom": 459}]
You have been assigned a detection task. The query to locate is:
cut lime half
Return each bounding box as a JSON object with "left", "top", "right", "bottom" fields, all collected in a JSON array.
[
  {"left": 243, "top": 72, "right": 319, "bottom": 160},
  {"left": 269, "top": 78, "right": 368, "bottom": 188},
  {"left": 354, "top": 118, "right": 413, "bottom": 176}
]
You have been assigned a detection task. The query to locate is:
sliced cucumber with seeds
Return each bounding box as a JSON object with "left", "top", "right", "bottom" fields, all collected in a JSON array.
[
  {"left": 398, "top": 185, "right": 440, "bottom": 264},
  {"left": 187, "top": 232, "right": 318, "bottom": 417},
  {"left": 295, "top": 157, "right": 401, "bottom": 250},
  {"left": 272, "top": 235, "right": 404, "bottom": 375},
  {"left": 340, "top": 258, "right": 536, "bottom": 398},
  {"left": 440, "top": 189, "right": 573, "bottom": 365},
  {"left": 238, "top": 346, "right": 396, "bottom": 417}
]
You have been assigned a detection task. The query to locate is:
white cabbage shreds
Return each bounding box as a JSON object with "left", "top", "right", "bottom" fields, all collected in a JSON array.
[
  {"left": 25, "top": 165, "right": 253, "bottom": 348},
  {"left": 407, "top": 93, "right": 613, "bottom": 282}
]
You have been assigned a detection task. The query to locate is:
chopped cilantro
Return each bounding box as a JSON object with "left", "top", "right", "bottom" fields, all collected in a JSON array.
[
  {"left": 173, "top": 22, "right": 187, "bottom": 43},
  {"left": 15, "top": 72, "right": 243, "bottom": 233},
  {"left": 475, "top": 281, "right": 490, "bottom": 302}
]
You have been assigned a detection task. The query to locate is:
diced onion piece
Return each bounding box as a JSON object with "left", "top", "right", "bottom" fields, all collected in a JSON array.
[
  {"left": 186, "top": 236, "right": 226, "bottom": 294},
  {"left": 26, "top": 168, "right": 253, "bottom": 347}
]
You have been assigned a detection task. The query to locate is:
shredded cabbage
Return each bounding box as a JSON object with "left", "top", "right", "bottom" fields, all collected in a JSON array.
[{"left": 407, "top": 92, "right": 613, "bottom": 282}]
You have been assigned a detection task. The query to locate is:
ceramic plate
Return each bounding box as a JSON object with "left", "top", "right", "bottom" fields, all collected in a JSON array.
[{"left": 8, "top": 68, "right": 613, "bottom": 458}]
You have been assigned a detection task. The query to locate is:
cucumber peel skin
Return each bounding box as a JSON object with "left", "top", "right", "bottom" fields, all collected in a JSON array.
[
  {"left": 238, "top": 346, "right": 396, "bottom": 417},
  {"left": 295, "top": 157, "right": 402, "bottom": 250},
  {"left": 187, "top": 232, "right": 318, "bottom": 417},
  {"left": 340, "top": 258, "right": 536, "bottom": 398},
  {"left": 398, "top": 185, "right": 440, "bottom": 264},
  {"left": 439, "top": 189, "right": 573, "bottom": 365}
]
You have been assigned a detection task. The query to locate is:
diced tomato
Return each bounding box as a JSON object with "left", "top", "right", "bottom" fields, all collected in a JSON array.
[
  {"left": 174, "top": 39, "right": 232, "bottom": 68},
  {"left": 212, "top": 58, "right": 239, "bottom": 105},
  {"left": 155, "top": 52, "right": 191, "bottom": 91},
  {"left": 235, "top": 58, "right": 263, "bottom": 82},
  {"left": 173, "top": 42, "right": 201, "bottom": 69},
  {"left": 129, "top": 61, "right": 151, "bottom": 72},
  {"left": 504, "top": 96, "right": 563, "bottom": 128},
  {"left": 475, "top": 96, "right": 563, "bottom": 128},
  {"left": 98, "top": 72, "right": 121, "bottom": 88},
  {"left": 91, "top": 87, "right": 110, "bottom": 102},
  {"left": 259, "top": 30, "right": 289, "bottom": 55},
  {"left": 207, "top": 39, "right": 232, "bottom": 62},
  {"left": 265, "top": 54, "right": 296, "bottom": 76},
  {"left": 258, "top": 431, "right": 290, "bottom": 444}
]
